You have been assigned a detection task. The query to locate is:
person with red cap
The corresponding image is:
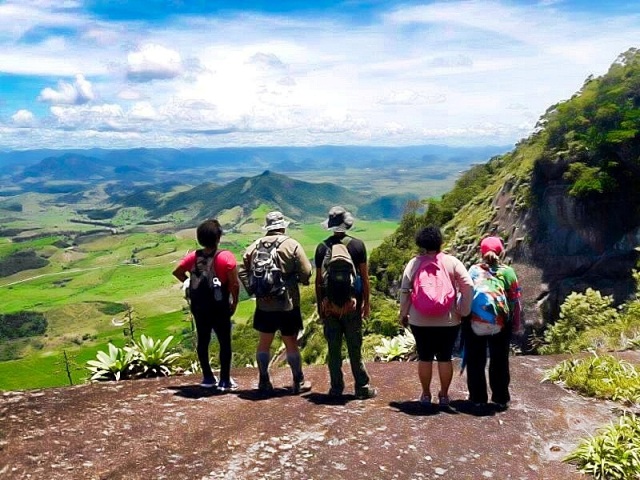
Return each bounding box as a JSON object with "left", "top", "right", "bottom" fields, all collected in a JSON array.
[{"left": 463, "top": 235, "right": 522, "bottom": 411}]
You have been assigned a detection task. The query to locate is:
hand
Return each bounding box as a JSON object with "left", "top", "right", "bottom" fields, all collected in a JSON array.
[
  {"left": 362, "top": 301, "right": 370, "bottom": 319},
  {"left": 398, "top": 315, "right": 409, "bottom": 328}
]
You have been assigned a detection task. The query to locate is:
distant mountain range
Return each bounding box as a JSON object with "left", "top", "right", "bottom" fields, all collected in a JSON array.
[
  {"left": 0, "top": 145, "right": 509, "bottom": 186},
  {"left": 83, "top": 170, "right": 417, "bottom": 223},
  {"left": 0, "top": 144, "right": 510, "bottom": 225}
]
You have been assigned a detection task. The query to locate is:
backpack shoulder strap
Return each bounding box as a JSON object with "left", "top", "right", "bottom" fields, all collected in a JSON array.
[
  {"left": 274, "top": 235, "right": 289, "bottom": 248},
  {"left": 209, "top": 250, "right": 221, "bottom": 278}
]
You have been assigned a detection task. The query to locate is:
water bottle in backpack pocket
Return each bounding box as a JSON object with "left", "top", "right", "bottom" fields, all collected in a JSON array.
[{"left": 188, "top": 250, "right": 229, "bottom": 314}]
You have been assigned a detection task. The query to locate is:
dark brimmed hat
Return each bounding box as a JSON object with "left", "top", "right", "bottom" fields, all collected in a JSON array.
[
  {"left": 262, "top": 211, "right": 290, "bottom": 231},
  {"left": 322, "top": 206, "right": 354, "bottom": 233}
]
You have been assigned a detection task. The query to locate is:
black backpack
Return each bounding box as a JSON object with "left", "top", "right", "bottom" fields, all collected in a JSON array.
[
  {"left": 322, "top": 237, "right": 357, "bottom": 307},
  {"left": 188, "top": 250, "right": 229, "bottom": 314},
  {"left": 249, "top": 236, "right": 288, "bottom": 298}
]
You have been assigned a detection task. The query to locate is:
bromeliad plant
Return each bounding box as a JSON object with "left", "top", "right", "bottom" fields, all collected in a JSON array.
[
  {"left": 127, "top": 334, "right": 181, "bottom": 378},
  {"left": 87, "top": 342, "right": 137, "bottom": 381},
  {"left": 565, "top": 414, "right": 640, "bottom": 480},
  {"left": 544, "top": 353, "right": 640, "bottom": 479},
  {"left": 87, "top": 335, "right": 181, "bottom": 382},
  {"left": 374, "top": 329, "right": 416, "bottom": 362}
]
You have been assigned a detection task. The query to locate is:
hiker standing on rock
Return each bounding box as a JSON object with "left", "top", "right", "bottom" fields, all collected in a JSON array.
[
  {"left": 462, "top": 236, "right": 522, "bottom": 410},
  {"left": 398, "top": 226, "right": 473, "bottom": 407},
  {"left": 172, "top": 219, "right": 240, "bottom": 391},
  {"left": 239, "top": 211, "right": 313, "bottom": 395},
  {"left": 315, "top": 206, "right": 377, "bottom": 400}
]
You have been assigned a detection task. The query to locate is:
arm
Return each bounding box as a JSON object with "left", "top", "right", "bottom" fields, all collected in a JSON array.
[
  {"left": 227, "top": 266, "right": 240, "bottom": 315},
  {"left": 295, "top": 244, "right": 313, "bottom": 285},
  {"left": 455, "top": 261, "right": 474, "bottom": 317},
  {"left": 506, "top": 268, "right": 523, "bottom": 333},
  {"left": 172, "top": 252, "right": 194, "bottom": 283},
  {"left": 358, "top": 262, "right": 370, "bottom": 319},
  {"left": 397, "top": 260, "right": 414, "bottom": 327},
  {"left": 237, "top": 246, "right": 253, "bottom": 294},
  {"left": 172, "top": 265, "right": 188, "bottom": 283},
  {"left": 315, "top": 267, "right": 324, "bottom": 320}
]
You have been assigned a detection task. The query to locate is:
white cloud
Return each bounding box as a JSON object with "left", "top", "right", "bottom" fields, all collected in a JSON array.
[
  {"left": 129, "top": 102, "right": 161, "bottom": 121},
  {"left": 378, "top": 90, "right": 446, "bottom": 106},
  {"left": 11, "top": 109, "right": 35, "bottom": 127},
  {"left": 126, "top": 44, "right": 184, "bottom": 82},
  {"left": 1, "top": 0, "right": 640, "bottom": 149},
  {"left": 38, "top": 74, "right": 95, "bottom": 105}
]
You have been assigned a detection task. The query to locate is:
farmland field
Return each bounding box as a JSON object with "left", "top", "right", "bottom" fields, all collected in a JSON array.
[{"left": 0, "top": 220, "right": 398, "bottom": 390}]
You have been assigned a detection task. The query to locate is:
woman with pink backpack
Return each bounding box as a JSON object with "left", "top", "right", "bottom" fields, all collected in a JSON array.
[{"left": 398, "top": 226, "right": 474, "bottom": 407}]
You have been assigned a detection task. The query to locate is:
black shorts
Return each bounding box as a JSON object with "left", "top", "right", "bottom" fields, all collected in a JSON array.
[
  {"left": 253, "top": 307, "right": 303, "bottom": 337},
  {"left": 410, "top": 324, "right": 460, "bottom": 362}
]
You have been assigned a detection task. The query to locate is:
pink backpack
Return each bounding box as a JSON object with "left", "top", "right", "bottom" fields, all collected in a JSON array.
[{"left": 410, "top": 253, "right": 456, "bottom": 316}]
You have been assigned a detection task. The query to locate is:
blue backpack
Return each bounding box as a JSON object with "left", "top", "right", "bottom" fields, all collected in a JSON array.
[{"left": 469, "top": 265, "right": 510, "bottom": 336}]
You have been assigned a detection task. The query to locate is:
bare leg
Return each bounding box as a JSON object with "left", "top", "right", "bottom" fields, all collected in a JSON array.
[
  {"left": 417, "top": 360, "right": 433, "bottom": 398},
  {"left": 437, "top": 360, "right": 454, "bottom": 397}
]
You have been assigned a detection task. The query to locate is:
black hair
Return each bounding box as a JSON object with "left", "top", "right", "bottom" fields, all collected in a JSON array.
[
  {"left": 415, "top": 225, "right": 443, "bottom": 252},
  {"left": 196, "top": 219, "right": 223, "bottom": 249}
]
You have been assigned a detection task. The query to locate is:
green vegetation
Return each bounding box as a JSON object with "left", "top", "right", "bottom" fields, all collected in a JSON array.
[
  {"left": 539, "top": 270, "right": 640, "bottom": 355},
  {"left": 0, "top": 311, "right": 47, "bottom": 339},
  {"left": 0, "top": 218, "right": 397, "bottom": 390},
  {"left": 566, "top": 414, "right": 640, "bottom": 480},
  {"left": 543, "top": 354, "right": 640, "bottom": 405},
  {"left": 373, "top": 329, "right": 416, "bottom": 362},
  {"left": 544, "top": 355, "right": 640, "bottom": 479},
  {"left": 541, "top": 48, "right": 640, "bottom": 199},
  {"left": 87, "top": 334, "right": 181, "bottom": 381}
]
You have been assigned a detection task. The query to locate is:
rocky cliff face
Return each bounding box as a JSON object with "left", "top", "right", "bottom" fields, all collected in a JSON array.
[
  {"left": 472, "top": 158, "right": 640, "bottom": 327},
  {"left": 444, "top": 50, "right": 640, "bottom": 328}
]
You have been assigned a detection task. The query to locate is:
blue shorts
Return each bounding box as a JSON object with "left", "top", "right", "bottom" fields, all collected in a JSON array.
[{"left": 410, "top": 324, "right": 460, "bottom": 362}]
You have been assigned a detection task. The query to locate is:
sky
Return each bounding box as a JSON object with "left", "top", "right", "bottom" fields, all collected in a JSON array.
[{"left": 0, "top": 0, "right": 638, "bottom": 150}]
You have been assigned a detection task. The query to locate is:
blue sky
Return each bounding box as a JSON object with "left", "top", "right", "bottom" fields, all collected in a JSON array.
[{"left": 0, "top": 0, "right": 638, "bottom": 150}]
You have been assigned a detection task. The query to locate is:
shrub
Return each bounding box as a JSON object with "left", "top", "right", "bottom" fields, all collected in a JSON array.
[
  {"left": 543, "top": 353, "right": 640, "bottom": 406},
  {"left": 565, "top": 414, "right": 640, "bottom": 480},
  {"left": 0, "top": 311, "right": 47, "bottom": 339},
  {"left": 540, "top": 288, "right": 620, "bottom": 354}
]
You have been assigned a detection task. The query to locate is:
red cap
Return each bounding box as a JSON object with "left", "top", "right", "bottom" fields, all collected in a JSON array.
[{"left": 480, "top": 236, "right": 504, "bottom": 256}]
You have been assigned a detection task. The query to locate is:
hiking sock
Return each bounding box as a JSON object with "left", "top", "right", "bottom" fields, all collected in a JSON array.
[
  {"left": 286, "top": 352, "right": 303, "bottom": 382},
  {"left": 256, "top": 351, "right": 270, "bottom": 379}
]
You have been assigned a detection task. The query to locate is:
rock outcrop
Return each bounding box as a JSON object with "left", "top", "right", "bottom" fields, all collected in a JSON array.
[{"left": 2, "top": 357, "right": 637, "bottom": 480}]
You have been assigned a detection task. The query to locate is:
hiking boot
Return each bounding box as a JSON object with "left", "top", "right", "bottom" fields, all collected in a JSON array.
[
  {"left": 200, "top": 376, "right": 217, "bottom": 388},
  {"left": 355, "top": 385, "right": 377, "bottom": 400},
  {"left": 438, "top": 394, "right": 450, "bottom": 407},
  {"left": 258, "top": 379, "right": 274, "bottom": 394},
  {"left": 492, "top": 401, "right": 509, "bottom": 411},
  {"left": 292, "top": 379, "right": 312, "bottom": 395},
  {"left": 217, "top": 378, "right": 238, "bottom": 392},
  {"left": 419, "top": 392, "right": 432, "bottom": 406},
  {"left": 328, "top": 388, "right": 343, "bottom": 398}
]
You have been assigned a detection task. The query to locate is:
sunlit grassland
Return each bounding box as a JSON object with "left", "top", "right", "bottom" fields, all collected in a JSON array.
[{"left": 0, "top": 218, "right": 397, "bottom": 390}]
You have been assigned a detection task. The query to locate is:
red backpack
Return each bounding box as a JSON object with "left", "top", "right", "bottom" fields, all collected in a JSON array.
[{"left": 410, "top": 253, "right": 456, "bottom": 316}]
